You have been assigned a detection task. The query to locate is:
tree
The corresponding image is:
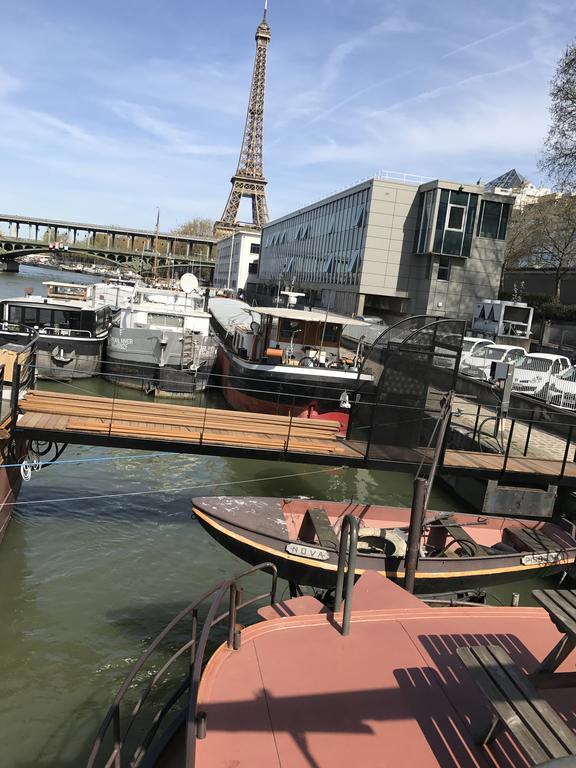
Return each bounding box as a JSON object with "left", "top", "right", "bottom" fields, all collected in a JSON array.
[
  {"left": 523, "top": 195, "right": 576, "bottom": 300},
  {"left": 500, "top": 206, "right": 535, "bottom": 292},
  {"left": 540, "top": 42, "right": 576, "bottom": 189},
  {"left": 171, "top": 218, "right": 214, "bottom": 258},
  {"left": 171, "top": 218, "right": 214, "bottom": 237}
]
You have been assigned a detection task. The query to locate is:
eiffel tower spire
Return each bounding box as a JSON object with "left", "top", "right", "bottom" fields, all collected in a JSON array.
[{"left": 214, "top": 4, "right": 270, "bottom": 239}]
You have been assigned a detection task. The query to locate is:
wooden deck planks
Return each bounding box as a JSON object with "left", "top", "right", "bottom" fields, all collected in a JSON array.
[
  {"left": 17, "top": 391, "right": 576, "bottom": 473},
  {"left": 18, "top": 392, "right": 348, "bottom": 457}
]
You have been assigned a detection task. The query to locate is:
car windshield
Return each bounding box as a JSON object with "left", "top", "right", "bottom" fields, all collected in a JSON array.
[
  {"left": 463, "top": 339, "right": 489, "bottom": 353},
  {"left": 556, "top": 366, "right": 576, "bottom": 382},
  {"left": 480, "top": 347, "right": 511, "bottom": 361},
  {"left": 516, "top": 357, "right": 551, "bottom": 371}
]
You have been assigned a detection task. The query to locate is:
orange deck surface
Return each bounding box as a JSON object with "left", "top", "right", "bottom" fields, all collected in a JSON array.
[{"left": 195, "top": 578, "right": 576, "bottom": 767}]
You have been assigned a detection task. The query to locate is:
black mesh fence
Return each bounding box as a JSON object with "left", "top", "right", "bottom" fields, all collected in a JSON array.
[{"left": 348, "top": 316, "right": 465, "bottom": 463}]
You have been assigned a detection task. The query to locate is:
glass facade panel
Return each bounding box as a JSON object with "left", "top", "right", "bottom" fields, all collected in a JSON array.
[
  {"left": 432, "top": 189, "right": 479, "bottom": 257},
  {"left": 498, "top": 203, "right": 510, "bottom": 239},
  {"left": 443, "top": 230, "right": 463, "bottom": 256},
  {"left": 414, "top": 189, "right": 436, "bottom": 253},
  {"left": 478, "top": 201, "right": 501, "bottom": 238},
  {"left": 433, "top": 190, "right": 449, "bottom": 252},
  {"left": 477, "top": 200, "right": 511, "bottom": 240},
  {"left": 258, "top": 185, "right": 369, "bottom": 288}
]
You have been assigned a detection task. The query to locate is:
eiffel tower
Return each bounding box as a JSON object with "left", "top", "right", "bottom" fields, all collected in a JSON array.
[{"left": 214, "top": 4, "right": 270, "bottom": 239}]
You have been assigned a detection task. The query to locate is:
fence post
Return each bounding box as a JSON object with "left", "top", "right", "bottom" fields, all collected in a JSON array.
[
  {"left": 523, "top": 410, "right": 535, "bottom": 456},
  {"left": 284, "top": 396, "right": 295, "bottom": 452},
  {"left": 471, "top": 404, "right": 481, "bottom": 446},
  {"left": 404, "top": 477, "right": 427, "bottom": 594},
  {"left": 10, "top": 362, "right": 21, "bottom": 432},
  {"left": 501, "top": 419, "right": 516, "bottom": 475},
  {"left": 560, "top": 425, "right": 573, "bottom": 482}
]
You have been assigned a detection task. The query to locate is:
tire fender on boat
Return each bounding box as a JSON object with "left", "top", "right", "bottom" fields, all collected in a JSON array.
[{"left": 51, "top": 346, "right": 76, "bottom": 365}]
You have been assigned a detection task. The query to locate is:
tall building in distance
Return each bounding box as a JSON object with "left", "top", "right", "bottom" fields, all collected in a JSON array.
[{"left": 214, "top": 4, "right": 271, "bottom": 239}]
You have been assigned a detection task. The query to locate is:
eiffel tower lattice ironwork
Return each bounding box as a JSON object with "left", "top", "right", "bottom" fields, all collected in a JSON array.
[{"left": 214, "top": 6, "right": 270, "bottom": 239}]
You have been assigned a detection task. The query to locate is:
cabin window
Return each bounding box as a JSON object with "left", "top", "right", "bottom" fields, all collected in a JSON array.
[
  {"left": 52, "top": 309, "right": 80, "bottom": 330},
  {"left": 147, "top": 313, "right": 185, "bottom": 328},
  {"left": 278, "top": 319, "right": 304, "bottom": 342},
  {"left": 322, "top": 323, "right": 340, "bottom": 344},
  {"left": 37, "top": 308, "right": 54, "bottom": 326}
]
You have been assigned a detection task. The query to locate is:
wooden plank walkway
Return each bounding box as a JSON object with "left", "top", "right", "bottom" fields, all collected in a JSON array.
[
  {"left": 13, "top": 391, "right": 576, "bottom": 483},
  {"left": 15, "top": 391, "right": 363, "bottom": 461}
]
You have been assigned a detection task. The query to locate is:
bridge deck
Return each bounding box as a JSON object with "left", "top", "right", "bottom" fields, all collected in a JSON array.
[
  {"left": 13, "top": 391, "right": 576, "bottom": 484},
  {"left": 15, "top": 391, "right": 362, "bottom": 463}
]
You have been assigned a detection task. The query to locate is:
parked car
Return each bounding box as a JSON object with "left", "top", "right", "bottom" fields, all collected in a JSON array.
[
  {"left": 512, "top": 353, "right": 571, "bottom": 400},
  {"left": 460, "top": 336, "right": 494, "bottom": 365},
  {"left": 460, "top": 344, "right": 525, "bottom": 380},
  {"left": 548, "top": 365, "right": 576, "bottom": 409}
]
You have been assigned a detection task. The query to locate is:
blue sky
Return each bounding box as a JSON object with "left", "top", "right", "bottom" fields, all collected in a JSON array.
[{"left": 0, "top": 0, "right": 574, "bottom": 231}]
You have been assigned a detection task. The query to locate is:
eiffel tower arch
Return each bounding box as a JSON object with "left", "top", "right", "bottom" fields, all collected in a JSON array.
[{"left": 214, "top": 7, "right": 270, "bottom": 239}]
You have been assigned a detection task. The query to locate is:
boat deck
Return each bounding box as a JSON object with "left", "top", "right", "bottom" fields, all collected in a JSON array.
[{"left": 187, "top": 574, "right": 576, "bottom": 768}]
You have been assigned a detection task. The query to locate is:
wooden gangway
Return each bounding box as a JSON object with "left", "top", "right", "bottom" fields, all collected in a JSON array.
[
  {"left": 16, "top": 391, "right": 362, "bottom": 462},
  {"left": 13, "top": 390, "right": 576, "bottom": 485}
]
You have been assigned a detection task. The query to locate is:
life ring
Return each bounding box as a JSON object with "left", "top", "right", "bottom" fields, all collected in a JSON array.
[{"left": 51, "top": 346, "right": 76, "bottom": 365}]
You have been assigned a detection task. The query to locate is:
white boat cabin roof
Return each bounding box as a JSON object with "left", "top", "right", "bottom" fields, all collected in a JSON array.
[{"left": 252, "top": 306, "right": 370, "bottom": 327}]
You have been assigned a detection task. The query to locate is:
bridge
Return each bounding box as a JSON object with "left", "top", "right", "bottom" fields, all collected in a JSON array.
[
  {"left": 0, "top": 213, "right": 218, "bottom": 278},
  {"left": 5, "top": 388, "right": 576, "bottom": 490}
]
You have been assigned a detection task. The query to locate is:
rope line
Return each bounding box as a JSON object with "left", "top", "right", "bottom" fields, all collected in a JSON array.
[{"left": 5, "top": 466, "right": 346, "bottom": 507}]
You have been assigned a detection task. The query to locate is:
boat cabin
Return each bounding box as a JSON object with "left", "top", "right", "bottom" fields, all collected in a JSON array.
[
  {"left": 44, "top": 282, "right": 92, "bottom": 302},
  {"left": 232, "top": 307, "right": 370, "bottom": 367}
]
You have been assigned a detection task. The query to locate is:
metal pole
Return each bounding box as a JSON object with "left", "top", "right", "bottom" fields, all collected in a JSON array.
[
  {"left": 471, "top": 404, "right": 481, "bottom": 446},
  {"left": 10, "top": 362, "right": 21, "bottom": 432},
  {"left": 226, "top": 231, "right": 235, "bottom": 291},
  {"left": 404, "top": 477, "right": 427, "bottom": 594},
  {"left": 501, "top": 419, "right": 516, "bottom": 475},
  {"left": 524, "top": 410, "right": 535, "bottom": 456},
  {"left": 560, "top": 425, "right": 573, "bottom": 481}
]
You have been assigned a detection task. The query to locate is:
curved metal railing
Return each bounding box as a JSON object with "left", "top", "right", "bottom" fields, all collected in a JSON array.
[{"left": 86, "top": 563, "right": 278, "bottom": 768}]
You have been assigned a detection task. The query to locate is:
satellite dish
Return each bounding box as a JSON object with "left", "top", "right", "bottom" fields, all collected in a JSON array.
[{"left": 179, "top": 273, "right": 199, "bottom": 294}]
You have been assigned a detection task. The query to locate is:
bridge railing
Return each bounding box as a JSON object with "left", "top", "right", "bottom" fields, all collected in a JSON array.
[
  {"left": 85, "top": 563, "right": 278, "bottom": 768},
  {"left": 20, "top": 351, "right": 576, "bottom": 482}
]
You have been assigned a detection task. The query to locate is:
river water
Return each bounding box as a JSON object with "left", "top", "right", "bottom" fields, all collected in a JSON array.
[{"left": 0, "top": 266, "right": 558, "bottom": 766}]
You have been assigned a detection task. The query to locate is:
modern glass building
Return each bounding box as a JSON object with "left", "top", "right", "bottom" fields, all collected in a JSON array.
[{"left": 249, "top": 176, "right": 514, "bottom": 319}]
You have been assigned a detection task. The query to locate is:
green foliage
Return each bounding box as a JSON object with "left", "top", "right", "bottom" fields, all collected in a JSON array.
[
  {"left": 537, "top": 302, "right": 576, "bottom": 322},
  {"left": 498, "top": 291, "right": 552, "bottom": 309}
]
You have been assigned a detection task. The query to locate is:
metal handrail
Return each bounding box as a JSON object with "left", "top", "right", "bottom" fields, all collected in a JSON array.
[
  {"left": 333, "top": 514, "right": 360, "bottom": 636},
  {"left": 86, "top": 563, "right": 278, "bottom": 768}
]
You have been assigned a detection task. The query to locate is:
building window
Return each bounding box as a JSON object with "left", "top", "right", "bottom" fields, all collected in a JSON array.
[
  {"left": 433, "top": 189, "right": 478, "bottom": 257},
  {"left": 438, "top": 255, "right": 451, "bottom": 281},
  {"left": 250, "top": 243, "right": 260, "bottom": 254},
  {"left": 446, "top": 204, "right": 466, "bottom": 231},
  {"left": 414, "top": 189, "right": 436, "bottom": 253},
  {"left": 477, "top": 200, "right": 510, "bottom": 240},
  {"left": 347, "top": 249, "right": 359, "bottom": 274}
]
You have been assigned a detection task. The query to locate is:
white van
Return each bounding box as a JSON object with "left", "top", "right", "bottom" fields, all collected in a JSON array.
[{"left": 460, "top": 344, "right": 525, "bottom": 380}]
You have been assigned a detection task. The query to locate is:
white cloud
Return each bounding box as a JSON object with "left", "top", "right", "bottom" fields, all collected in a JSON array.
[{"left": 107, "top": 101, "right": 237, "bottom": 157}]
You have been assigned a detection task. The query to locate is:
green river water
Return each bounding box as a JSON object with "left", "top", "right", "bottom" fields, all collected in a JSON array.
[{"left": 0, "top": 266, "right": 559, "bottom": 766}]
